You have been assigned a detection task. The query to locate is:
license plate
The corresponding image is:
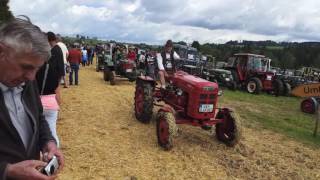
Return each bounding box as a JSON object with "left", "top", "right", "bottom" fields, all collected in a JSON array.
[
  {"left": 199, "top": 104, "right": 214, "bottom": 112},
  {"left": 266, "top": 75, "right": 272, "bottom": 80},
  {"left": 126, "top": 69, "right": 133, "bottom": 72},
  {"left": 225, "top": 78, "right": 230, "bottom": 81}
]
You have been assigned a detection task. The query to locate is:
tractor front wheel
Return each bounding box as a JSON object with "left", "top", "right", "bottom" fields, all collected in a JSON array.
[
  {"left": 246, "top": 77, "right": 262, "bottom": 94},
  {"left": 103, "top": 66, "right": 110, "bottom": 81},
  {"left": 283, "top": 82, "right": 291, "bottom": 96},
  {"left": 273, "top": 79, "right": 284, "bottom": 96},
  {"left": 134, "top": 81, "right": 154, "bottom": 123},
  {"left": 215, "top": 109, "right": 241, "bottom": 147},
  {"left": 156, "top": 111, "right": 177, "bottom": 150}
]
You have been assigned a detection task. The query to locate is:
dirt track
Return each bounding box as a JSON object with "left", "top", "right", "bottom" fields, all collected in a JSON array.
[{"left": 57, "top": 65, "right": 320, "bottom": 180}]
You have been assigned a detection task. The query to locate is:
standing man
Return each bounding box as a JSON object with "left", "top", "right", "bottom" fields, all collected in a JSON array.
[
  {"left": 56, "top": 35, "right": 69, "bottom": 88},
  {"left": 0, "top": 17, "right": 64, "bottom": 179},
  {"left": 81, "top": 47, "right": 88, "bottom": 66},
  {"left": 36, "top": 31, "right": 65, "bottom": 147},
  {"left": 68, "top": 44, "right": 82, "bottom": 85},
  {"left": 156, "top": 40, "right": 180, "bottom": 88}
]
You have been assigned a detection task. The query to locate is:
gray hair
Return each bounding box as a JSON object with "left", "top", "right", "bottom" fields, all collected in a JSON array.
[{"left": 0, "top": 16, "right": 50, "bottom": 61}]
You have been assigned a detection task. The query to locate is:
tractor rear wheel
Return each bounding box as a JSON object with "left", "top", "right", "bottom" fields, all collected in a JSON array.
[
  {"left": 246, "top": 77, "right": 262, "bottom": 94},
  {"left": 109, "top": 71, "right": 115, "bottom": 85},
  {"left": 156, "top": 111, "right": 177, "bottom": 150},
  {"left": 215, "top": 109, "right": 241, "bottom": 147},
  {"left": 134, "top": 81, "right": 154, "bottom": 123},
  {"left": 301, "top": 97, "right": 317, "bottom": 114},
  {"left": 103, "top": 66, "right": 110, "bottom": 81},
  {"left": 273, "top": 79, "right": 284, "bottom": 96}
]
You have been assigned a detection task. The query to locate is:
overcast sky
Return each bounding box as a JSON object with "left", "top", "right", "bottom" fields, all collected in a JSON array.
[{"left": 9, "top": 0, "right": 320, "bottom": 44}]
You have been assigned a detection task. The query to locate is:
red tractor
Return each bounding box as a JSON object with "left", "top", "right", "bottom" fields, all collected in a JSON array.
[
  {"left": 134, "top": 71, "right": 241, "bottom": 150},
  {"left": 225, "top": 53, "right": 289, "bottom": 96}
]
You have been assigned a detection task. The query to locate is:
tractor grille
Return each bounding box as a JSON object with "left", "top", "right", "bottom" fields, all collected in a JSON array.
[
  {"left": 200, "top": 94, "right": 215, "bottom": 100},
  {"left": 199, "top": 94, "right": 215, "bottom": 107}
]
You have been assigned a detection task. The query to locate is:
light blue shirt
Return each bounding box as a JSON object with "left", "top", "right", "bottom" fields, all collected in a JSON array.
[{"left": 0, "top": 83, "right": 33, "bottom": 149}]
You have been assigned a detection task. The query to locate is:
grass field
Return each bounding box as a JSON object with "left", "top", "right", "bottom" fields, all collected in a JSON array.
[{"left": 220, "top": 90, "right": 320, "bottom": 147}]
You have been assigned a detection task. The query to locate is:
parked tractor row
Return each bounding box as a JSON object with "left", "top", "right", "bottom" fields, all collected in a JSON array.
[{"left": 175, "top": 48, "right": 292, "bottom": 96}]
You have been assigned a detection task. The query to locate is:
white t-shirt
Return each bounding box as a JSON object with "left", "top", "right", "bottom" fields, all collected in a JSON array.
[
  {"left": 156, "top": 51, "right": 180, "bottom": 70},
  {"left": 57, "top": 42, "right": 69, "bottom": 64},
  {"left": 139, "top": 54, "right": 146, "bottom": 63}
]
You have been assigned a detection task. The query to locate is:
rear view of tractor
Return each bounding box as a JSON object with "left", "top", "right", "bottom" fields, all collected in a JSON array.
[
  {"left": 96, "top": 44, "right": 112, "bottom": 72},
  {"left": 134, "top": 71, "right": 241, "bottom": 150},
  {"left": 104, "top": 44, "right": 137, "bottom": 85},
  {"left": 225, "top": 53, "right": 290, "bottom": 96}
]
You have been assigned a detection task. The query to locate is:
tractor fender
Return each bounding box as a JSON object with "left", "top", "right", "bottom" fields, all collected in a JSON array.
[
  {"left": 136, "top": 76, "right": 156, "bottom": 87},
  {"left": 218, "top": 108, "right": 234, "bottom": 114},
  {"left": 158, "top": 104, "right": 175, "bottom": 114}
]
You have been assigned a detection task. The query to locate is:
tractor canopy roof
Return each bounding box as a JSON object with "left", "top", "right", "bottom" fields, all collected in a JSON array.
[{"left": 234, "top": 53, "right": 265, "bottom": 58}]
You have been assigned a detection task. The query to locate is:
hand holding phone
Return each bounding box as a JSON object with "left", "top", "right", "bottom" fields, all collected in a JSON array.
[{"left": 42, "top": 156, "right": 59, "bottom": 176}]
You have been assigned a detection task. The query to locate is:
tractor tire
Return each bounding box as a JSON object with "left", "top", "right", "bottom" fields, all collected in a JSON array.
[
  {"left": 156, "top": 111, "right": 177, "bottom": 150},
  {"left": 228, "top": 81, "right": 237, "bottom": 91},
  {"left": 109, "top": 71, "right": 115, "bottom": 85},
  {"left": 128, "top": 73, "right": 137, "bottom": 82},
  {"left": 273, "top": 79, "right": 284, "bottom": 96},
  {"left": 215, "top": 109, "right": 241, "bottom": 147},
  {"left": 134, "top": 81, "right": 154, "bottom": 123},
  {"left": 246, "top": 77, "right": 262, "bottom": 94},
  {"left": 128, "top": 78, "right": 136, "bottom": 82},
  {"left": 301, "top": 97, "right": 317, "bottom": 114},
  {"left": 231, "top": 70, "right": 239, "bottom": 83},
  {"left": 283, "top": 82, "right": 291, "bottom": 96},
  {"left": 103, "top": 67, "right": 110, "bottom": 81}
]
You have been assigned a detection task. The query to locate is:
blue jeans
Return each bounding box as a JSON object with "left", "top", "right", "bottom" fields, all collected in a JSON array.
[
  {"left": 43, "top": 109, "right": 60, "bottom": 147},
  {"left": 69, "top": 63, "right": 79, "bottom": 85}
]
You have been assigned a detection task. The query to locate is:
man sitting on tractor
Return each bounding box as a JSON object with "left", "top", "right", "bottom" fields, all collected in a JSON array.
[
  {"left": 127, "top": 47, "right": 137, "bottom": 62},
  {"left": 156, "top": 40, "right": 180, "bottom": 89}
]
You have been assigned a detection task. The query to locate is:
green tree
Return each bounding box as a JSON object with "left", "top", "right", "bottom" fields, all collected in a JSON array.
[
  {"left": 177, "top": 41, "right": 187, "bottom": 46},
  {"left": 0, "top": 0, "right": 13, "bottom": 24},
  {"left": 191, "top": 41, "right": 200, "bottom": 51},
  {"left": 280, "top": 51, "right": 296, "bottom": 69}
]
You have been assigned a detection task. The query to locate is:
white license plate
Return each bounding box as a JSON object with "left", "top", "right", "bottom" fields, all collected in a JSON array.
[
  {"left": 225, "top": 78, "right": 230, "bottom": 81},
  {"left": 126, "top": 69, "right": 133, "bottom": 72},
  {"left": 266, "top": 75, "right": 272, "bottom": 80},
  {"left": 199, "top": 104, "right": 214, "bottom": 112}
]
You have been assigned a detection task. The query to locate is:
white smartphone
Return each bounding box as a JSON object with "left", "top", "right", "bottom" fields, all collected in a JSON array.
[{"left": 42, "top": 156, "right": 59, "bottom": 176}]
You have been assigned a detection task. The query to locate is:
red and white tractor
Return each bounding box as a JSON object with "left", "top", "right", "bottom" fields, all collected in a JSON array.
[
  {"left": 225, "top": 53, "right": 290, "bottom": 96},
  {"left": 134, "top": 71, "right": 241, "bottom": 150}
]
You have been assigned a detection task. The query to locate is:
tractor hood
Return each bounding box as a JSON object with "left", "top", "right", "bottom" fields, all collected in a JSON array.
[{"left": 170, "top": 71, "right": 219, "bottom": 93}]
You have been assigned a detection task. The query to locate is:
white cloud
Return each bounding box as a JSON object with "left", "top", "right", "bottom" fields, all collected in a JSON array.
[{"left": 9, "top": 0, "right": 320, "bottom": 44}]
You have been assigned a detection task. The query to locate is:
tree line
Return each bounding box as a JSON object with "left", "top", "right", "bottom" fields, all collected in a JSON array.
[{"left": 191, "top": 40, "right": 320, "bottom": 69}]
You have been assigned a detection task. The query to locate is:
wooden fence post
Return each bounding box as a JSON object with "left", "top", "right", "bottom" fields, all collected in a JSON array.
[{"left": 314, "top": 103, "right": 320, "bottom": 137}]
